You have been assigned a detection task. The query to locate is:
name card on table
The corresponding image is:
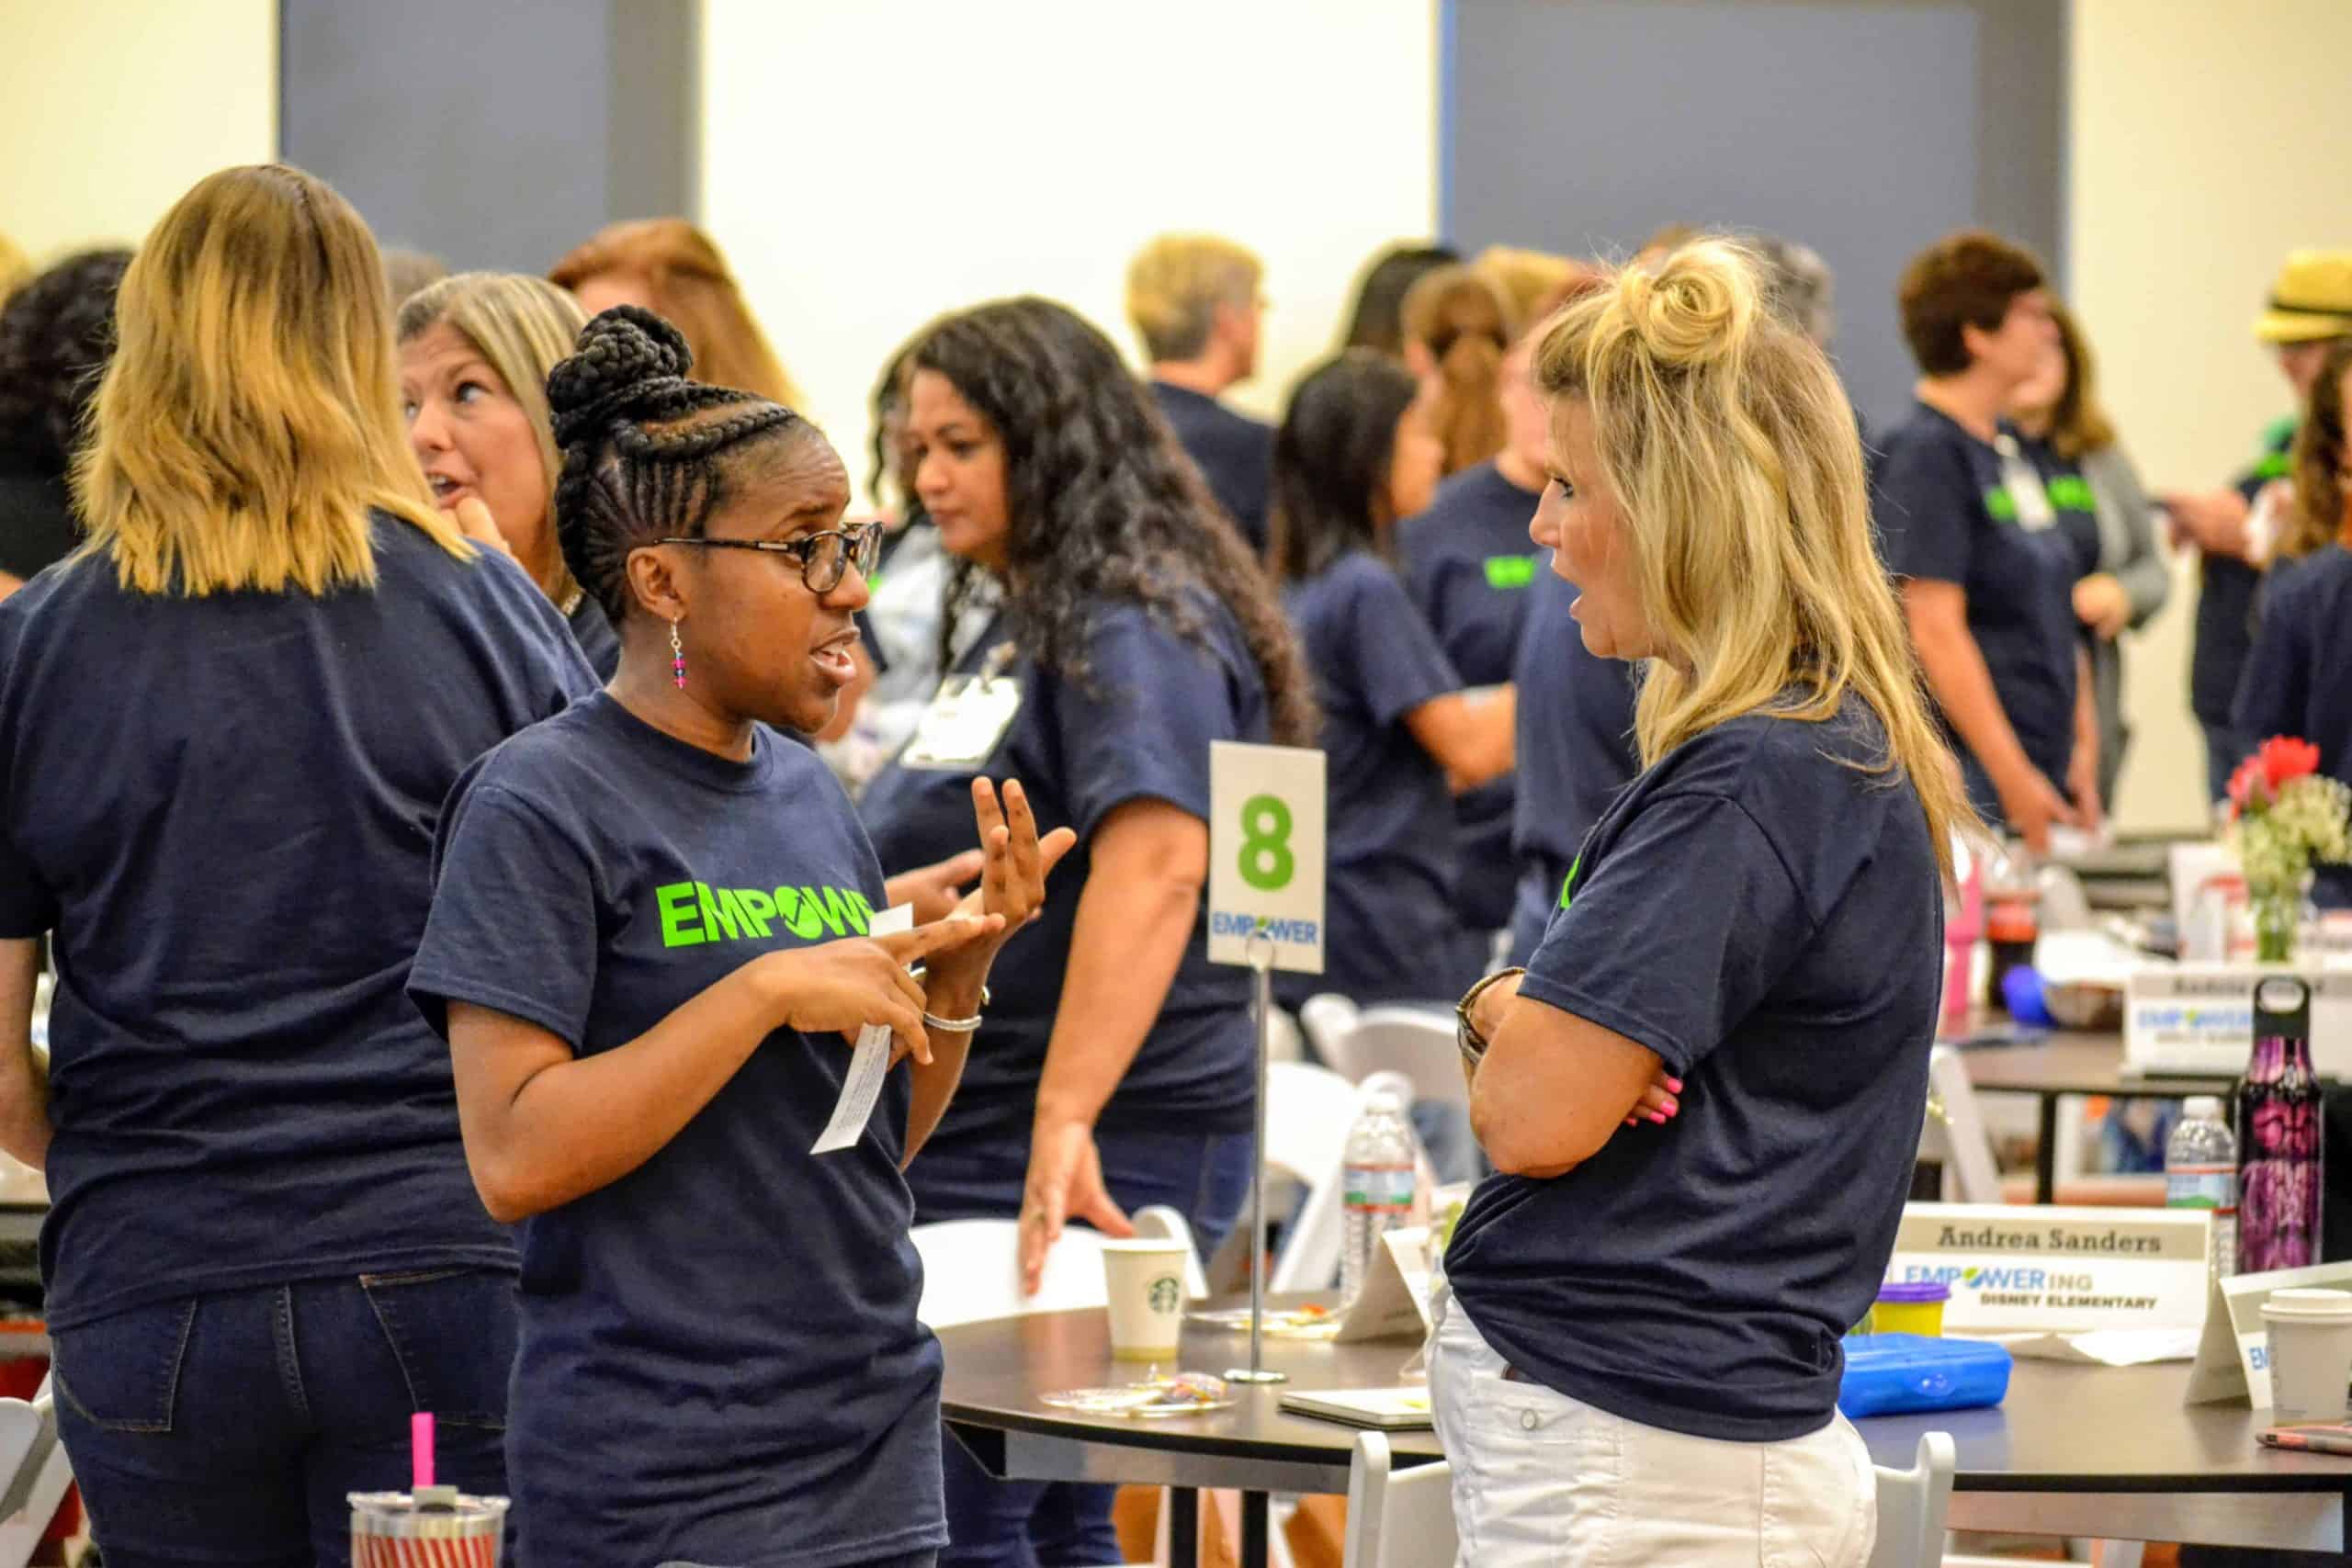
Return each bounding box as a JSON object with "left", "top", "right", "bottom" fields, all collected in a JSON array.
[
  {"left": 1887, "top": 1204, "right": 2212, "bottom": 1333},
  {"left": 1334, "top": 1226, "right": 1435, "bottom": 1344},
  {"left": 2185, "top": 1260, "right": 2352, "bottom": 1408},
  {"left": 1206, "top": 741, "right": 1327, "bottom": 974},
  {"left": 2125, "top": 964, "right": 2352, "bottom": 1079}
]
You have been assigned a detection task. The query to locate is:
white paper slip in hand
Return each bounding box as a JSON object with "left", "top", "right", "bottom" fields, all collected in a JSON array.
[{"left": 813, "top": 903, "right": 915, "bottom": 1155}]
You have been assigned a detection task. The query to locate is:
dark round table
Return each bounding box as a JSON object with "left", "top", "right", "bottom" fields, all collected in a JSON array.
[{"left": 939, "top": 1303, "right": 2352, "bottom": 1564}]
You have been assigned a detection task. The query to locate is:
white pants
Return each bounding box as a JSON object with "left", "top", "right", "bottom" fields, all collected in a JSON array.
[{"left": 1429, "top": 1291, "right": 1876, "bottom": 1566}]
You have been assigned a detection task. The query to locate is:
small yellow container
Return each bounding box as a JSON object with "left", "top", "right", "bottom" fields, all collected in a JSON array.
[{"left": 1871, "top": 1280, "right": 1950, "bottom": 1337}]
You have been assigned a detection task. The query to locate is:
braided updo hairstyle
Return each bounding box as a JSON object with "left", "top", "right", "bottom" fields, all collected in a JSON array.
[
  {"left": 910, "top": 297, "right": 1317, "bottom": 748},
  {"left": 548, "top": 304, "right": 819, "bottom": 624}
]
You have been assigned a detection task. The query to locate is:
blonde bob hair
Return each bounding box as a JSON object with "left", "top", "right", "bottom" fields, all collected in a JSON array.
[
  {"left": 397, "top": 272, "right": 588, "bottom": 603},
  {"left": 74, "top": 164, "right": 465, "bottom": 596},
  {"left": 1532, "top": 241, "right": 1969, "bottom": 879},
  {"left": 548, "top": 219, "right": 801, "bottom": 408},
  {"left": 1125, "top": 233, "right": 1261, "bottom": 363}
]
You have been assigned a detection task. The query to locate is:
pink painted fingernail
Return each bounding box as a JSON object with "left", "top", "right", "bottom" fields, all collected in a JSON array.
[
  {"left": 1645, "top": 1110, "right": 1667, "bottom": 1123},
  {"left": 1661, "top": 1098, "right": 1679, "bottom": 1115},
  {"left": 1667, "top": 1077, "right": 1684, "bottom": 1094}
]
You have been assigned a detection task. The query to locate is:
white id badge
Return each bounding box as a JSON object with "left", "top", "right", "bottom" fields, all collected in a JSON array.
[{"left": 899, "top": 643, "right": 1022, "bottom": 771}]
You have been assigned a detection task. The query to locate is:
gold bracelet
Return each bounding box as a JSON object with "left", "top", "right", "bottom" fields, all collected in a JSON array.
[{"left": 1455, "top": 966, "right": 1527, "bottom": 1063}]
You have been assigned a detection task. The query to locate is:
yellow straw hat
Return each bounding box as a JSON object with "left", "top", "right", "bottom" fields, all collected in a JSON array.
[{"left": 2254, "top": 250, "right": 2352, "bottom": 344}]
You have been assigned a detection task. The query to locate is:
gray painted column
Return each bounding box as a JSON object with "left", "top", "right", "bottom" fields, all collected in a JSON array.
[{"left": 278, "top": 0, "right": 698, "bottom": 276}]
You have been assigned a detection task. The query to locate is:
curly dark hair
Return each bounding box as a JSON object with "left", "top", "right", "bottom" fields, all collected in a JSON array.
[
  {"left": 549, "top": 304, "right": 823, "bottom": 626},
  {"left": 1268, "top": 351, "right": 1420, "bottom": 583},
  {"left": 2282, "top": 337, "right": 2352, "bottom": 562},
  {"left": 0, "top": 248, "right": 131, "bottom": 473},
  {"left": 910, "top": 297, "right": 1316, "bottom": 747}
]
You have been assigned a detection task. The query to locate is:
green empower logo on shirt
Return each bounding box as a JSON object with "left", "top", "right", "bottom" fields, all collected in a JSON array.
[
  {"left": 1984, "top": 488, "right": 2019, "bottom": 523},
  {"left": 656, "top": 881, "right": 877, "bottom": 948},
  {"left": 1483, "top": 556, "right": 1538, "bottom": 590},
  {"left": 2045, "top": 475, "right": 2097, "bottom": 513}
]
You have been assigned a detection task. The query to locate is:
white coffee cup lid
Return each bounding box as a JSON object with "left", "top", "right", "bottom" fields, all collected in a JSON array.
[{"left": 2262, "top": 1288, "right": 2352, "bottom": 1322}]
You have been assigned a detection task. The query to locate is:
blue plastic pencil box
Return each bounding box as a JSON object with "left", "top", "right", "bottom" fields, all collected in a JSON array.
[{"left": 1837, "top": 1333, "right": 2012, "bottom": 1418}]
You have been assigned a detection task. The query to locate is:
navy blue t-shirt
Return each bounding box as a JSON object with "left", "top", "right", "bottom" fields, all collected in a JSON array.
[
  {"left": 0, "top": 516, "right": 593, "bottom": 1328},
  {"left": 861, "top": 594, "right": 1270, "bottom": 1141},
  {"left": 1151, "top": 381, "right": 1272, "bottom": 555},
  {"left": 1508, "top": 562, "right": 1640, "bottom": 954},
  {"left": 409, "top": 693, "right": 941, "bottom": 1568},
  {"left": 1873, "top": 401, "right": 2094, "bottom": 823},
  {"left": 1399, "top": 461, "right": 1544, "bottom": 933},
  {"left": 1281, "top": 550, "right": 1468, "bottom": 1007},
  {"left": 567, "top": 592, "right": 620, "bottom": 681},
  {"left": 2194, "top": 419, "right": 2297, "bottom": 729},
  {"left": 2235, "top": 544, "right": 2352, "bottom": 908},
  {"left": 1448, "top": 693, "right": 1940, "bottom": 1440}
]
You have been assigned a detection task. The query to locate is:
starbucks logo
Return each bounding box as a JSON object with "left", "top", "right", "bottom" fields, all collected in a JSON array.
[{"left": 1148, "top": 1275, "right": 1182, "bottom": 1314}]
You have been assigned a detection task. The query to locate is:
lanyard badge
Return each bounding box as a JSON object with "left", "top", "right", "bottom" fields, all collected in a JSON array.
[{"left": 899, "top": 640, "right": 1023, "bottom": 770}]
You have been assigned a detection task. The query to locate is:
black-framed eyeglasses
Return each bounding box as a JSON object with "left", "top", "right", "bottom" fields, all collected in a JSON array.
[{"left": 655, "top": 522, "right": 884, "bottom": 593}]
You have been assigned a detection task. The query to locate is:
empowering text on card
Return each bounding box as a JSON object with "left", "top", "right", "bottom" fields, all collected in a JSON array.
[{"left": 1206, "top": 741, "right": 1327, "bottom": 975}]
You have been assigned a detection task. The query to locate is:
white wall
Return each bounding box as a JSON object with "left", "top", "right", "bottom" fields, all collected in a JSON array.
[
  {"left": 701, "top": 0, "right": 1439, "bottom": 505},
  {"left": 0, "top": 0, "right": 278, "bottom": 260},
  {"left": 2071, "top": 0, "right": 2352, "bottom": 831}
]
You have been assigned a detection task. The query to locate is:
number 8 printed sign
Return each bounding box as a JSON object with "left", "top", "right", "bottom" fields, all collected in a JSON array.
[{"left": 1208, "top": 741, "right": 1326, "bottom": 974}]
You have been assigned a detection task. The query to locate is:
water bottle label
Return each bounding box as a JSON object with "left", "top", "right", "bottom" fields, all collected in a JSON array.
[
  {"left": 1343, "top": 1164, "right": 1416, "bottom": 1213},
  {"left": 2165, "top": 1166, "right": 2236, "bottom": 1213}
]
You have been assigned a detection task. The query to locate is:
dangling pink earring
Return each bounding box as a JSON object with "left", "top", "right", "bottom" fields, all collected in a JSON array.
[{"left": 669, "top": 617, "right": 686, "bottom": 689}]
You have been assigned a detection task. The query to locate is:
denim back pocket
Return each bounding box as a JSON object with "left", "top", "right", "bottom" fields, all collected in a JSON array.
[
  {"left": 357, "top": 1268, "right": 519, "bottom": 1430},
  {"left": 51, "top": 1297, "right": 200, "bottom": 1434}
]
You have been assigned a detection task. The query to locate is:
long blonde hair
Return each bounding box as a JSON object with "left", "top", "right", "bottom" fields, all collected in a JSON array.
[
  {"left": 0, "top": 232, "right": 31, "bottom": 309},
  {"left": 397, "top": 272, "right": 587, "bottom": 602},
  {"left": 1532, "top": 241, "right": 1970, "bottom": 879},
  {"left": 74, "top": 164, "right": 463, "bottom": 595},
  {"left": 1401, "top": 264, "right": 1518, "bottom": 477},
  {"left": 548, "top": 219, "right": 801, "bottom": 408}
]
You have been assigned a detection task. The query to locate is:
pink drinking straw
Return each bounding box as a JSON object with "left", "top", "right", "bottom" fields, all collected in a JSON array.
[{"left": 411, "top": 1411, "right": 435, "bottom": 1491}]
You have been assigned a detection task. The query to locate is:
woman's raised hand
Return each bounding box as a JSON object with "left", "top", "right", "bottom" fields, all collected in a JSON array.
[{"left": 760, "top": 915, "right": 1002, "bottom": 1066}]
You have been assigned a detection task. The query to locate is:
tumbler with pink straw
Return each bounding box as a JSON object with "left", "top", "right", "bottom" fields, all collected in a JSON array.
[{"left": 348, "top": 1412, "right": 511, "bottom": 1565}]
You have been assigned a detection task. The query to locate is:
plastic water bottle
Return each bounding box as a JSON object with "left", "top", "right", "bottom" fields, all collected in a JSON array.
[
  {"left": 1340, "top": 1091, "right": 1418, "bottom": 1304},
  {"left": 2165, "top": 1095, "right": 2238, "bottom": 1280}
]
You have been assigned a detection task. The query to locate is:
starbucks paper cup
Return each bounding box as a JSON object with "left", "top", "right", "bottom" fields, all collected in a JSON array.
[
  {"left": 1102, "top": 1239, "right": 1189, "bottom": 1363},
  {"left": 2263, "top": 1288, "right": 2352, "bottom": 1424},
  {"left": 350, "top": 1486, "right": 508, "bottom": 1567}
]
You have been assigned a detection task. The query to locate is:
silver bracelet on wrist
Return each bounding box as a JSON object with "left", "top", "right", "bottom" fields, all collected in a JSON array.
[{"left": 914, "top": 977, "right": 989, "bottom": 1035}]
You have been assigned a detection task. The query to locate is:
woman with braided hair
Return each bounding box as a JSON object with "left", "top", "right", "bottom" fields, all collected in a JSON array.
[
  {"left": 412, "top": 304, "right": 1075, "bottom": 1568},
  {"left": 861, "top": 296, "right": 1315, "bottom": 1568},
  {"left": 0, "top": 164, "right": 594, "bottom": 1566}
]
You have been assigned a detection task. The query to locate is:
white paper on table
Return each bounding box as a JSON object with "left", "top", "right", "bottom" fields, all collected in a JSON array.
[
  {"left": 1992, "top": 1327, "right": 2201, "bottom": 1366},
  {"left": 812, "top": 903, "right": 915, "bottom": 1155}
]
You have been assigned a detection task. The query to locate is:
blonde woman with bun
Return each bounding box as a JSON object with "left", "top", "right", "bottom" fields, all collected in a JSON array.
[
  {"left": 1440, "top": 243, "right": 1962, "bottom": 1565},
  {"left": 396, "top": 273, "right": 621, "bottom": 674},
  {"left": 0, "top": 164, "right": 593, "bottom": 1565},
  {"left": 1401, "top": 264, "right": 1519, "bottom": 478},
  {"left": 549, "top": 218, "right": 801, "bottom": 407}
]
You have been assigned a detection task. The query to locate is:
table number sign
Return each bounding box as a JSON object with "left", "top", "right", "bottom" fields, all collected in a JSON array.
[
  {"left": 1206, "top": 741, "right": 1326, "bottom": 974},
  {"left": 1886, "top": 1204, "right": 2212, "bottom": 1333},
  {"left": 2185, "top": 1259, "right": 2352, "bottom": 1408}
]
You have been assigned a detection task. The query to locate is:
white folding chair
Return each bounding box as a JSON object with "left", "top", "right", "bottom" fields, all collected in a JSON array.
[
  {"left": 1272, "top": 1069, "right": 1417, "bottom": 1293},
  {"left": 1298, "top": 993, "right": 1360, "bottom": 1066},
  {"left": 1868, "top": 1431, "right": 1955, "bottom": 1568},
  {"left": 912, "top": 1218, "right": 1110, "bottom": 1327},
  {"left": 0, "top": 1373, "right": 72, "bottom": 1568},
  {"left": 1315, "top": 1003, "right": 1466, "bottom": 1111},
  {"left": 1341, "top": 1431, "right": 1453, "bottom": 1568},
  {"left": 1921, "top": 1046, "right": 2003, "bottom": 1206}
]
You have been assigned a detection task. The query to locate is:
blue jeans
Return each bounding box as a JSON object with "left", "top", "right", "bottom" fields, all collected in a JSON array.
[
  {"left": 909, "top": 1124, "right": 1254, "bottom": 1568},
  {"left": 52, "top": 1269, "right": 517, "bottom": 1568}
]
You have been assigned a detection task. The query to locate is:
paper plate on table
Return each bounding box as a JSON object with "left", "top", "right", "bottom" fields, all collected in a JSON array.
[{"left": 1039, "top": 1373, "right": 1234, "bottom": 1417}]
